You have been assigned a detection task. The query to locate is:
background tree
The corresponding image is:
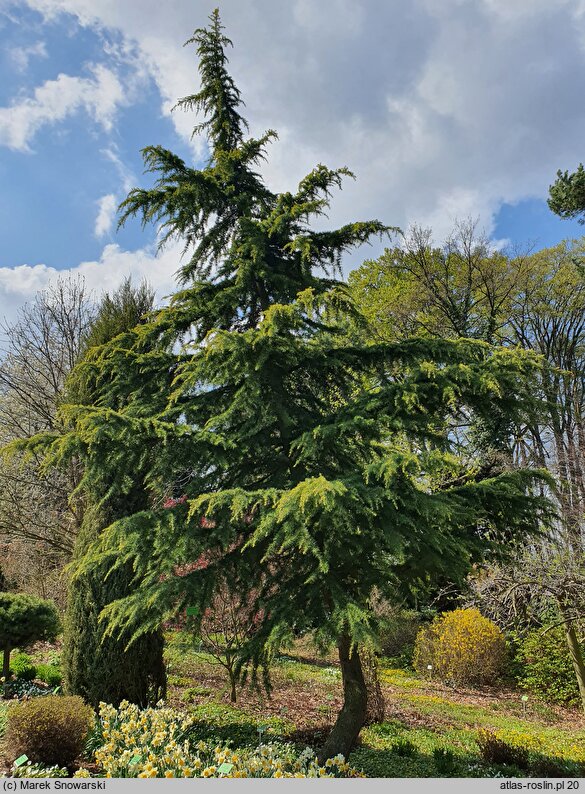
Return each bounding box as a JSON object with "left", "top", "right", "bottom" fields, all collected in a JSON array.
[
  {"left": 350, "top": 233, "right": 585, "bottom": 549},
  {"left": 348, "top": 220, "right": 526, "bottom": 344},
  {"left": 0, "top": 592, "right": 60, "bottom": 695},
  {"left": 0, "top": 277, "right": 94, "bottom": 602},
  {"left": 549, "top": 163, "right": 585, "bottom": 222},
  {"left": 350, "top": 227, "right": 585, "bottom": 685},
  {"left": 22, "top": 12, "right": 553, "bottom": 761}
]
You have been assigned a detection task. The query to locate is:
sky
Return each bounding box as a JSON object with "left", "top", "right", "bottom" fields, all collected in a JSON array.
[{"left": 1, "top": 0, "right": 585, "bottom": 324}]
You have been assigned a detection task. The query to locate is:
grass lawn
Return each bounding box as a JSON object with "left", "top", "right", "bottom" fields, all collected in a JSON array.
[{"left": 164, "top": 631, "right": 585, "bottom": 777}]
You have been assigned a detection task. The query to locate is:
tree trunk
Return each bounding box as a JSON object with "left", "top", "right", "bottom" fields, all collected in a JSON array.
[
  {"left": 318, "top": 633, "right": 367, "bottom": 763},
  {"left": 229, "top": 671, "right": 237, "bottom": 703},
  {"left": 2, "top": 645, "right": 10, "bottom": 697}
]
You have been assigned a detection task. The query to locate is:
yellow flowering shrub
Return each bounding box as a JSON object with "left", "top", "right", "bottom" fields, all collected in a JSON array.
[
  {"left": 413, "top": 608, "right": 507, "bottom": 685},
  {"left": 91, "top": 701, "right": 363, "bottom": 778}
]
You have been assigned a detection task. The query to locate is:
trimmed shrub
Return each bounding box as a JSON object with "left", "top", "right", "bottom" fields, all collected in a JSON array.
[
  {"left": 413, "top": 608, "right": 507, "bottom": 685},
  {"left": 0, "top": 593, "right": 60, "bottom": 689},
  {"left": 10, "top": 652, "right": 37, "bottom": 681},
  {"left": 5, "top": 694, "right": 94, "bottom": 767},
  {"left": 516, "top": 625, "right": 583, "bottom": 708}
]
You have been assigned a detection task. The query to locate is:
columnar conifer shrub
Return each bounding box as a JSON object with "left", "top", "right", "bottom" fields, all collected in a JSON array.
[
  {"left": 5, "top": 695, "right": 94, "bottom": 767},
  {"left": 413, "top": 608, "right": 507, "bottom": 685},
  {"left": 62, "top": 279, "right": 166, "bottom": 708}
]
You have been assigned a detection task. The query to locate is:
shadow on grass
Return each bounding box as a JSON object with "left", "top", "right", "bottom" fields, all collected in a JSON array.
[
  {"left": 350, "top": 728, "right": 585, "bottom": 779},
  {"left": 349, "top": 743, "right": 480, "bottom": 778},
  {"left": 276, "top": 653, "right": 338, "bottom": 670}
]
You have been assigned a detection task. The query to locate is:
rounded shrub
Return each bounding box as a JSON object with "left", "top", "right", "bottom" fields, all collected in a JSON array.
[
  {"left": 0, "top": 592, "right": 60, "bottom": 690},
  {"left": 413, "top": 608, "right": 507, "bottom": 685},
  {"left": 516, "top": 625, "right": 583, "bottom": 708},
  {"left": 5, "top": 695, "right": 94, "bottom": 767}
]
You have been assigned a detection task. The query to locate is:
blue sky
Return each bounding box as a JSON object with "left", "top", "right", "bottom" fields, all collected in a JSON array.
[{"left": 1, "top": 0, "right": 585, "bottom": 322}]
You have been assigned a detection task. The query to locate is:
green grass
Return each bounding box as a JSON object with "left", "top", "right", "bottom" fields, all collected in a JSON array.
[
  {"left": 160, "top": 631, "right": 585, "bottom": 778},
  {"left": 384, "top": 687, "right": 585, "bottom": 759},
  {"left": 186, "top": 702, "right": 295, "bottom": 747},
  {"left": 346, "top": 664, "right": 585, "bottom": 778}
]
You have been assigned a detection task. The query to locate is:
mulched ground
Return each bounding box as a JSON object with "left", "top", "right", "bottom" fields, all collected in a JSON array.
[{"left": 167, "top": 662, "right": 344, "bottom": 728}]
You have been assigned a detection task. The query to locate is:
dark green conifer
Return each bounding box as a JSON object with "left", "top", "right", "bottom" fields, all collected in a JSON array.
[{"left": 15, "top": 12, "right": 553, "bottom": 758}]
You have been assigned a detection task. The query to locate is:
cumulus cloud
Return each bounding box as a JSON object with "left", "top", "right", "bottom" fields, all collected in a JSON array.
[
  {"left": 0, "top": 63, "right": 125, "bottom": 151},
  {"left": 11, "top": 0, "right": 585, "bottom": 244},
  {"left": 0, "top": 241, "right": 182, "bottom": 325}
]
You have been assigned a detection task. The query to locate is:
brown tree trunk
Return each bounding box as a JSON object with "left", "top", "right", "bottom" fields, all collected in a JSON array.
[{"left": 318, "top": 633, "right": 367, "bottom": 764}]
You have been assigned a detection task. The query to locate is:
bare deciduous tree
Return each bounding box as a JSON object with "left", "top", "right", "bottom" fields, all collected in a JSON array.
[
  {"left": 470, "top": 547, "right": 585, "bottom": 713},
  {"left": 0, "top": 277, "right": 95, "bottom": 577}
]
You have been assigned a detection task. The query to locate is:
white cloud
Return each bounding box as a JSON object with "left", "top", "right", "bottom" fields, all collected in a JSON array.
[
  {"left": 8, "top": 39, "right": 47, "bottom": 71},
  {"left": 94, "top": 193, "right": 117, "bottom": 238},
  {"left": 0, "top": 63, "right": 125, "bottom": 151},
  {"left": 0, "top": 262, "right": 57, "bottom": 297},
  {"left": 0, "top": 241, "right": 182, "bottom": 324}
]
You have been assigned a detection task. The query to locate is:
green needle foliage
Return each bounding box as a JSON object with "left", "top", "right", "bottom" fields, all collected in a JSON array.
[
  {"left": 549, "top": 163, "right": 585, "bottom": 222},
  {"left": 10, "top": 10, "right": 554, "bottom": 757},
  {"left": 117, "top": 9, "right": 391, "bottom": 338}
]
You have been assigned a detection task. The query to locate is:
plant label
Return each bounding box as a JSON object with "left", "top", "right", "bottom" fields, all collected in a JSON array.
[
  {"left": 218, "top": 763, "right": 233, "bottom": 774},
  {"left": 130, "top": 755, "right": 142, "bottom": 765},
  {"left": 14, "top": 755, "right": 28, "bottom": 767}
]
